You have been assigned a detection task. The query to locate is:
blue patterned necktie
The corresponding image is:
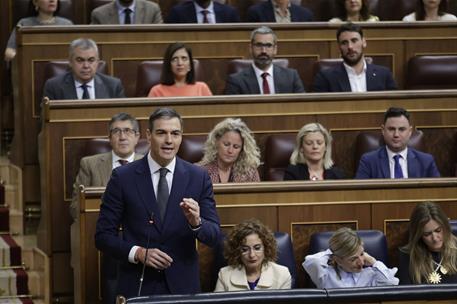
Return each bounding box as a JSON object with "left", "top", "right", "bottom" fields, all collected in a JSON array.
[{"left": 393, "top": 154, "right": 404, "bottom": 178}]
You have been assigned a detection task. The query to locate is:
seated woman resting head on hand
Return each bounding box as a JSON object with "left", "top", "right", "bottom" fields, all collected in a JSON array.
[
  {"left": 284, "top": 123, "right": 345, "bottom": 181},
  {"left": 148, "top": 42, "right": 212, "bottom": 97},
  {"left": 198, "top": 118, "right": 260, "bottom": 183},
  {"left": 329, "top": 0, "right": 379, "bottom": 23},
  {"left": 303, "top": 227, "right": 399, "bottom": 288},
  {"left": 214, "top": 219, "right": 292, "bottom": 291},
  {"left": 398, "top": 202, "right": 457, "bottom": 284}
]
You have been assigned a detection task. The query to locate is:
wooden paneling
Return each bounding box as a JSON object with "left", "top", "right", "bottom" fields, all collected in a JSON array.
[{"left": 76, "top": 180, "right": 457, "bottom": 303}]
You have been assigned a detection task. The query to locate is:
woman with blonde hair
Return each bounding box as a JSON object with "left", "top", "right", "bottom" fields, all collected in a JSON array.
[
  {"left": 303, "top": 227, "right": 399, "bottom": 288},
  {"left": 215, "top": 219, "right": 291, "bottom": 291},
  {"left": 199, "top": 118, "right": 260, "bottom": 183},
  {"left": 398, "top": 202, "right": 457, "bottom": 284},
  {"left": 284, "top": 123, "right": 345, "bottom": 181}
]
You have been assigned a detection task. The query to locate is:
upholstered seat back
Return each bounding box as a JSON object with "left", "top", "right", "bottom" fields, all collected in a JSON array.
[
  {"left": 264, "top": 133, "right": 296, "bottom": 181},
  {"left": 177, "top": 135, "right": 206, "bottom": 164},
  {"left": 227, "top": 59, "right": 289, "bottom": 75},
  {"left": 354, "top": 130, "right": 424, "bottom": 175},
  {"left": 308, "top": 230, "right": 389, "bottom": 264},
  {"left": 406, "top": 56, "right": 457, "bottom": 90},
  {"left": 135, "top": 59, "right": 201, "bottom": 97}
]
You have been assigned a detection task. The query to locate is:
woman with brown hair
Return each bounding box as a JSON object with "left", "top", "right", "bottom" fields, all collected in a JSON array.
[{"left": 329, "top": 0, "right": 379, "bottom": 23}]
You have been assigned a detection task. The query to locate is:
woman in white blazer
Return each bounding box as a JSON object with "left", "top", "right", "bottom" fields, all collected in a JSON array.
[{"left": 214, "top": 219, "right": 291, "bottom": 291}]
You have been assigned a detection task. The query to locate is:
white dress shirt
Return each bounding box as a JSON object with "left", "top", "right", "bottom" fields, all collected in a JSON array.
[
  {"left": 386, "top": 147, "right": 408, "bottom": 178},
  {"left": 74, "top": 78, "right": 95, "bottom": 99},
  {"left": 112, "top": 151, "right": 136, "bottom": 169},
  {"left": 128, "top": 153, "right": 176, "bottom": 263},
  {"left": 252, "top": 63, "right": 275, "bottom": 94},
  {"left": 303, "top": 249, "right": 399, "bottom": 288},
  {"left": 194, "top": 1, "right": 215, "bottom": 23},
  {"left": 343, "top": 60, "right": 367, "bottom": 92}
]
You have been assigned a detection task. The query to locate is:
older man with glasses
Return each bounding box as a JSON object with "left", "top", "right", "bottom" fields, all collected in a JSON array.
[
  {"left": 224, "top": 26, "right": 305, "bottom": 95},
  {"left": 70, "top": 112, "right": 142, "bottom": 304}
]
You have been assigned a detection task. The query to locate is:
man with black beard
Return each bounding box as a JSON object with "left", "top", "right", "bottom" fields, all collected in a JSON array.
[
  {"left": 313, "top": 23, "right": 397, "bottom": 92},
  {"left": 224, "top": 26, "right": 305, "bottom": 95}
]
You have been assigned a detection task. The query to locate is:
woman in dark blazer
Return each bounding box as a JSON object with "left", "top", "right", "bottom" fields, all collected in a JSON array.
[{"left": 284, "top": 123, "right": 345, "bottom": 181}]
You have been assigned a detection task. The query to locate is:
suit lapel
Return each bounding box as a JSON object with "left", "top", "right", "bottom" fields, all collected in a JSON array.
[
  {"left": 379, "top": 147, "right": 390, "bottom": 178},
  {"left": 134, "top": 0, "right": 144, "bottom": 23},
  {"left": 107, "top": 2, "right": 120, "bottom": 23},
  {"left": 63, "top": 73, "right": 78, "bottom": 99},
  {"left": 189, "top": 3, "right": 198, "bottom": 23},
  {"left": 246, "top": 67, "right": 261, "bottom": 94},
  {"left": 407, "top": 149, "right": 419, "bottom": 178},
  {"left": 94, "top": 74, "right": 109, "bottom": 99},
  {"left": 366, "top": 64, "right": 376, "bottom": 91},
  {"left": 134, "top": 156, "right": 162, "bottom": 229},
  {"left": 264, "top": 1, "right": 275, "bottom": 21},
  {"left": 97, "top": 152, "right": 113, "bottom": 185},
  {"left": 337, "top": 63, "right": 351, "bottom": 91}
]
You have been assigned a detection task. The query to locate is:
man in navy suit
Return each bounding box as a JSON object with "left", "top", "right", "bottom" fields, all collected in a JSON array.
[
  {"left": 225, "top": 26, "right": 305, "bottom": 95},
  {"left": 355, "top": 107, "right": 440, "bottom": 179},
  {"left": 43, "top": 38, "right": 125, "bottom": 100},
  {"left": 313, "top": 23, "right": 397, "bottom": 92},
  {"left": 165, "top": 0, "right": 240, "bottom": 23},
  {"left": 247, "top": 0, "right": 313, "bottom": 23},
  {"left": 95, "top": 108, "right": 220, "bottom": 298}
]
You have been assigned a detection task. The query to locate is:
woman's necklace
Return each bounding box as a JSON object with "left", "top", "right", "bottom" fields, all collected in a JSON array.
[{"left": 428, "top": 258, "right": 447, "bottom": 284}]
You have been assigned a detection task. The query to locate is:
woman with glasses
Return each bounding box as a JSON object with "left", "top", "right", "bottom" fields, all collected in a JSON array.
[
  {"left": 214, "top": 219, "right": 291, "bottom": 291},
  {"left": 398, "top": 202, "right": 457, "bottom": 284},
  {"left": 148, "top": 42, "right": 212, "bottom": 97},
  {"left": 303, "top": 227, "right": 399, "bottom": 288}
]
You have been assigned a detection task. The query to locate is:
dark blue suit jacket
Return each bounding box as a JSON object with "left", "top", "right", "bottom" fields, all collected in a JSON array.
[
  {"left": 224, "top": 64, "right": 305, "bottom": 94},
  {"left": 247, "top": 0, "right": 313, "bottom": 22},
  {"left": 355, "top": 146, "right": 440, "bottom": 179},
  {"left": 313, "top": 62, "right": 397, "bottom": 92},
  {"left": 95, "top": 155, "right": 220, "bottom": 298},
  {"left": 165, "top": 1, "right": 240, "bottom": 23}
]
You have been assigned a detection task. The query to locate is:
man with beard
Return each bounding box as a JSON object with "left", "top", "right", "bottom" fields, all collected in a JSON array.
[
  {"left": 224, "top": 26, "right": 305, "bottom": 95},
  {"left": 313, "top": 23, "right": 397, "bottom": 92},
  {"left": 91, "top": 0, "right": 163, "bottom": 24},
  {"left": 166, "top": 0, "right": 240, "bottom": 23}
]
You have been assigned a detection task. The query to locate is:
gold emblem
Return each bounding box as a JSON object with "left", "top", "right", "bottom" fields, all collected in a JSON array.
[{"left": 428, "top": 271, "right": 442, "bottom": 284}]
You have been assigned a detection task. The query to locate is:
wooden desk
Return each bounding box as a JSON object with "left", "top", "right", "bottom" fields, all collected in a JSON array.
[
  {"left": 13, "top": 22, "right": 457, "bottom": 213},
  {"left": 78, "top": 179, "right": 457, "bottom": 303},
  {"left": 39, "top": 90, "right": 457, "bottom": 300}
]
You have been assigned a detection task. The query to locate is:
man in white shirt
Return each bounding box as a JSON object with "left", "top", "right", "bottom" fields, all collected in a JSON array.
[
  {"left": 43, "top": 38, "right": 125, "bottom": 100},
  {"left": 355, "top": 107, "right": 440, "bottom": 179},
  {"left": 225, "top": 26, "right": 305, "bottom": 95},
  {"left": 71, "top": 113, "right": 141, "bottom": 304},
  {"left": 313, "top": 23, "right": 397, "bottom": 92},
  {"left": 91, "top": 0, "right": 163, "bottom": 24}
]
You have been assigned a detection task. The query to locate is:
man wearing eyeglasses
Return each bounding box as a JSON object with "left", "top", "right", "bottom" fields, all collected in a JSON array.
[
  {"left": 43, "top": 38, "right": 125, "bottom": 100},
  {"left": 70, "top": 112, "right": 141, "bottom": 304},
  {"left": 224, "top": 26, "right": 305, "bottom": 95}
]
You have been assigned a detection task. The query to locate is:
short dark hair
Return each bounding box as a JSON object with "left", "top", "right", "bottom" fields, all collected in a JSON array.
[
  {"left": 383, "top": 107, "right": 410, "bottom": 123},
  {"left": 160, "top": 42, "right": 195, "bottom": 85},
  {"left": 108, "top": 112, "right": 139, "bottom": 133},
  {"left": 336, "top": 23, "right": 364, "bottom": 42},
  {"left": 415, "top": 0, "right": 448, "bottom": 20},
  {"left": 28, "top": 0, "right": 61, "bottom": 16},
  {"left": 148, "top": 108, "right": 183, "bottom": 131}
]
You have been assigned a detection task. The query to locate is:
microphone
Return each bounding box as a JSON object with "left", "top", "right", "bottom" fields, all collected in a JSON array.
[{"left": 137, "top": 212, "right": 154, "bottom": 297}]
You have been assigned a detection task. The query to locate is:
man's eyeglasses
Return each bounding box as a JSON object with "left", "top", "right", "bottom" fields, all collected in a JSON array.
[
  {"left": 252, "top": 43, "right": 275, "bottom": 50},
  {"left": 240, "top": 244, "right": 264, "bottom": 255},
  {"left": 110, "top": 128, "right": 137, "bottom": 136}
]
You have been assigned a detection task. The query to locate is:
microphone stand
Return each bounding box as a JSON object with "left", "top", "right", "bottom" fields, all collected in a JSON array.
[{"left": 137, "top": 214, "right": 154, "bottom": 297}]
